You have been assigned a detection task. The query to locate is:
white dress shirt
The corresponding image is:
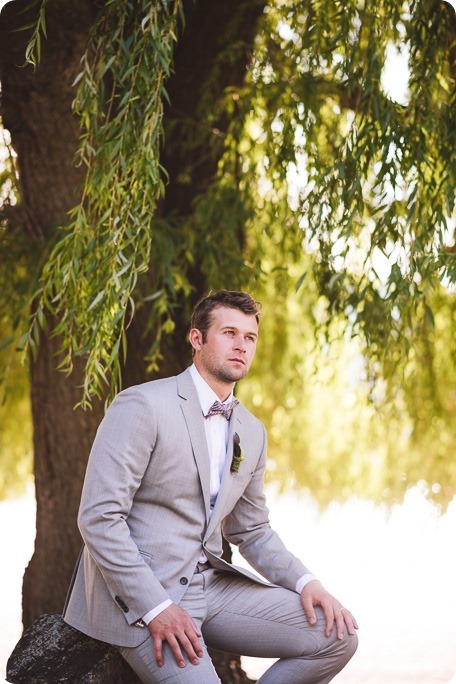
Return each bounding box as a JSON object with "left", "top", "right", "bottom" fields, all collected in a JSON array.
[
  {"left": 142, "top": 365, "right": 315, "bottom": 625},
  {"left": 189, "top": 363, "right": 233, "bottom": 518}
]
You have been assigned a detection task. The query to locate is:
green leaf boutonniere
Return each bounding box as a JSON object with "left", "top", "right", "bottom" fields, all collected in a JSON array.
[{"left": 231, "top": 432, "right": 244, "bottom": 473}]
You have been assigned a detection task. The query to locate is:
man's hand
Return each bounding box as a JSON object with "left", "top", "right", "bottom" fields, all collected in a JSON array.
[
  {"left": 300, "top": 579, "right": 359, "bottom": 640},
  {"left": 148, "top": 604, "right": 203, "bottom": 668}
]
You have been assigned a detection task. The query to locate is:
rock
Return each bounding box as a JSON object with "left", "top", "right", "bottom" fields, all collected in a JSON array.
[{"left": 6, "top": 613, "right": 142, "bottom": 683}]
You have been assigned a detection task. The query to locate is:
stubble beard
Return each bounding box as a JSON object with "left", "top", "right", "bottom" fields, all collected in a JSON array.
[
  {"left": 205, "top": 358, "right": 249, "bottom": 387},
  {"left": 216, "top": 365, "right": 248, "bottom": 385}
]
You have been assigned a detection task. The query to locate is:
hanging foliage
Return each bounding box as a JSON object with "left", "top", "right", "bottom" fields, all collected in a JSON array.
[
  {"left": 1, "top": 0, "right": 454, "bottom": 507},
  {"left": 17, "top": 0, "right": 455, "bottom": 408},
  {"left": 20, "top": 0, "right": 184, "bottom": 406}
]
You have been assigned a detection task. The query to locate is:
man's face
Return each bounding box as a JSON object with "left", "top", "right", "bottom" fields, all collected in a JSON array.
[{"left": 190, "top": 306, "right": 258, "bottom": 387}]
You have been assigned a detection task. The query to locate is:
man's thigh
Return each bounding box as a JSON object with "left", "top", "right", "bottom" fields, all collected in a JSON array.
[
  {"left": 202, "top": 570, "right": 338, "bottom": 658},
  {"left": 118, "top": 634, "right": 221, "bottom": 684},
  {"left": 117, "top": 572, "right": 221, "bottom": 683}
]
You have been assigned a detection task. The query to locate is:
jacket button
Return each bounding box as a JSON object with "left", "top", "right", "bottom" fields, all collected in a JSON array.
[
  {"left": 179, "top": 577, "right": 188, "bottom": 585},
  {"left": 115, "top": 595, "right": 129, "bottom": 613}
]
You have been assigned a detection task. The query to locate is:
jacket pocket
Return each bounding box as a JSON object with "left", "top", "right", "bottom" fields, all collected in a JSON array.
[{"left": 139, "top": 550, "right": 153, "bottom": 565}]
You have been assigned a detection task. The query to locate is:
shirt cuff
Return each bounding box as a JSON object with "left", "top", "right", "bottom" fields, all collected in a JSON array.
[
  {"left": 143, "top": 599, "right": 173, "bottom": 625},
  {"left": 296, "top": 573, "right": 318, "bottom": 595}
]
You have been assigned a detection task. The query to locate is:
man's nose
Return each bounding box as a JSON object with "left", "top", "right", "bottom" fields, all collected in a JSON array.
[{"left": 233, "top": 336, "right": 246, "bottom": 352}]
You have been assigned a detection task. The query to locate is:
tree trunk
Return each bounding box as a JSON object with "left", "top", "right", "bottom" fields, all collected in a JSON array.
[
  {"left": 0, "top": 0, "right": 101, "bottom": 627},
  {"left": 1, "top": 0, "right": 265, "bottom": 680},
  {"left": 24, "top": 327, "right": 104, "bottom": 627}
]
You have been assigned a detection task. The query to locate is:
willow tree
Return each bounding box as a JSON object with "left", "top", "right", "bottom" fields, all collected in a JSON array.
[{"left": 0, "top": 0, "right": 454, "bottom": 659}]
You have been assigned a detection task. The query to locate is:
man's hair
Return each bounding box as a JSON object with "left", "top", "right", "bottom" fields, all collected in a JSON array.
[{"left": 191, "top": 290, "right": 262, "bottom": 342}]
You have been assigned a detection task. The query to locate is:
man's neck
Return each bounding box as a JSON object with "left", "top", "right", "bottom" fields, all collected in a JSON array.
[{"left": 192, "top": 363, "right": 234, "bottom": 402}]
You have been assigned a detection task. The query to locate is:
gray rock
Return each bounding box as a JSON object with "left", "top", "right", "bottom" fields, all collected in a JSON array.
[{"left": 6, "top": 613, "right": 142, "bottom": 683}]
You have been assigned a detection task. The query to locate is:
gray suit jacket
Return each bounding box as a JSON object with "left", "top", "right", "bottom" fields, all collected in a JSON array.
[{"left": 64, "top": 368, "right": 309, "bottom": 647}]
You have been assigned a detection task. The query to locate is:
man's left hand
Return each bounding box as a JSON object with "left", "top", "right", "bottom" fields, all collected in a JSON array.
[{"left": 300, "top": 579, "right": 358, "bottom": 639}]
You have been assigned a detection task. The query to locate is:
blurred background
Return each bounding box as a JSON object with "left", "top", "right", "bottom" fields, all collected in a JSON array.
[
  {"left": 2, "top": 485, "right": 456, "bottom": 682},
  {"left": 1, "top": 0, "right": 455, "bottom": 682}
]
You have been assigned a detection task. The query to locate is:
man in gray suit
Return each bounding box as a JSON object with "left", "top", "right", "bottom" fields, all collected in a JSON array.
[{"left": 64, "top": 290, "right": 358, "bottom": 683}]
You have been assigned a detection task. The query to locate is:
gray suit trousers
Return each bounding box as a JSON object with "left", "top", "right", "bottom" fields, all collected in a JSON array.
[{"left": 117, "top": 567, "right": 358, "bottom": 684}]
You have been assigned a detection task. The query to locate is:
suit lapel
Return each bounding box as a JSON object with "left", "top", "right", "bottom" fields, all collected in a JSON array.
[
  {"left": 177, "top": 370, "right": 211, "bottom": 523},
  {"left": 204, "top": 405, "right": 242, "bottom": 539}
]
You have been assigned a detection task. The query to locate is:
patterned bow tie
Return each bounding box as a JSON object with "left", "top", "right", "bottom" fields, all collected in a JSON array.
[{"left": 205, "top": 399, "right": 239, "bottom": 420}]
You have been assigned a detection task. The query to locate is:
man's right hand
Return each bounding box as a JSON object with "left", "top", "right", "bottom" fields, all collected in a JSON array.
[{"left": 148, "top": 604, "right": 203, "bottom": 668}]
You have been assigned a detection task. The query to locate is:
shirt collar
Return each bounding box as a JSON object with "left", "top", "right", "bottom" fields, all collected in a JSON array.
[{"left": 189, "top": 364, "right": 234, "bottom": 416}]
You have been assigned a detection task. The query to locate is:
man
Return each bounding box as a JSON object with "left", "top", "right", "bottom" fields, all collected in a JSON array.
[{"left": 64, "top": 289, "right": 358, "bottom": 683}]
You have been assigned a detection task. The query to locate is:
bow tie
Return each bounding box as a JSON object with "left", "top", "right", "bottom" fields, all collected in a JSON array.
[{"left": 205, "top": 399, "right": 239, "bottom": 420}]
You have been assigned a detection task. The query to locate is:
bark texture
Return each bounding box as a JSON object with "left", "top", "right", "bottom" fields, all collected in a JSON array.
[
  {"left": 7, "top": 613, "right": 141, "bottom": 683},
  {"left": 0, "top": 0, "right": 103, "bottom": 628},
  {"left": 0, "top": 1, "right": 265, "bottom": 680}
]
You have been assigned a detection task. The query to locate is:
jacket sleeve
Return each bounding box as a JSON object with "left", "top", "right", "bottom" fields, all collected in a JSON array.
[{"left": 77, "top": 386, "right": 170, "bottom": 624}]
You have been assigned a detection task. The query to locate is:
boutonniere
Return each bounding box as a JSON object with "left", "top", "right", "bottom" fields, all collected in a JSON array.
[{"left": 231, "top": 432, "right": 245, "bottom": 473}]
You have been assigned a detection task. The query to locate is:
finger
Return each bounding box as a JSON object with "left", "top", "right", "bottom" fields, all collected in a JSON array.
[
  {"left": 187, "top": 628, "right": 204, "bottom": 659},
  {"left": 333, "top": 606, "right": 346, "bottom": 640},
  {"left": 323, "top": 603, "right": 335, "bottom": 637},
  {"left": 153, "top": 634, "right": 165, "bottom": 668},
  {"left": 179, "top": 632, "right": 202, "bottom": 665},
  {"left": 166, "top": 634, "right": 186, "bottom": 668},
  {"left": 341, "top": 607, "right": 359, "bottom": 635},
  {"left": 189, "top": 615, "right": 202, "bottom": 635},
  {"left": 301, "top": 595, "right": 317, "bottom": 626}
]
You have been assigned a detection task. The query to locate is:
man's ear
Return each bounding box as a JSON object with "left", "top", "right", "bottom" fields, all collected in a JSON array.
[{"left": 189, "top": 328, "right": 203, "bottom": 352}]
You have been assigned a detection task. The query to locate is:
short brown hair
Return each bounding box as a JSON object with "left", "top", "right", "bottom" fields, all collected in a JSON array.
[{"left": 191, "top": 290, "right": 262, "bottom": 342}]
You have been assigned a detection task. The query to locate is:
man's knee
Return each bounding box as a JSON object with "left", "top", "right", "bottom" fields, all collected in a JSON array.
[{"left": 341, "top": 631, "right": 358, "bottom": 665}]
